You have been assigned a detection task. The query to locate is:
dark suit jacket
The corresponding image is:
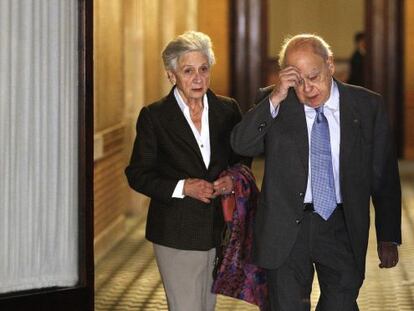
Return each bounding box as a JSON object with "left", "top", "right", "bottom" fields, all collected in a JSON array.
[
  {"left": 231, "top": 80, "right": 401, "bottom": 277},
  {"left": 125, "top": 87, "right": 247, "bottom": 251}
]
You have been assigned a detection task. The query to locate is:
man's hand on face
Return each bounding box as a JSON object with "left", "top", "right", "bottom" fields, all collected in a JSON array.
[{"left": 270, "top": 66, "right": 302, "bottom": 108}]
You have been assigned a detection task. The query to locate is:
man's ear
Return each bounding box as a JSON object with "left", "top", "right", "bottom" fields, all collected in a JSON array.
[{"left": 327, "top": 56, "right": 335, "bottom": 75}]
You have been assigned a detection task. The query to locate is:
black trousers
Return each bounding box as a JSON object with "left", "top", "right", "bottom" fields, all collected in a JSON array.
[{"left": 266, "top": 207, "right": 363, "bottom": 311}]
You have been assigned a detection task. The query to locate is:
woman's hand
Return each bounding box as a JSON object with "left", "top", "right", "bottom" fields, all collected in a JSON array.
[
  {"left": 183, "top": 178, "right": 215, "bottom": 203},
  {"left": 213, "top": 175, "right": 234, "bottom": 196}
]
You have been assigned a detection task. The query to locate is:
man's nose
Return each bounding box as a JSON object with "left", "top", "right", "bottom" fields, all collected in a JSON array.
[{"left": 302, "top": 79, "right": 312, "bottom": 92}]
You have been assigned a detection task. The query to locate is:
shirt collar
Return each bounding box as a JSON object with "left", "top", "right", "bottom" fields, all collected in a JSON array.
[
  {"left": 174, "top": 87, "right": 209, "bottom": 113},
  {"left": 304, "top": 79, "right": 339, "bottom": 113}
]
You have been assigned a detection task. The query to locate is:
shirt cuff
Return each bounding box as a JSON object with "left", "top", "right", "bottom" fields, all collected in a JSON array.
[
  {"left": 172, "top": 179, "right": 185, "bottom": 198},
  {"left": 269, "top": 99, "right": 280, "bottom": 118}
]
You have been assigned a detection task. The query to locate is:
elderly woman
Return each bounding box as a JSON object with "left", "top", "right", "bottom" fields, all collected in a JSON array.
[{"left": 125, "top": 31, "right": 248, "bottom": 311}]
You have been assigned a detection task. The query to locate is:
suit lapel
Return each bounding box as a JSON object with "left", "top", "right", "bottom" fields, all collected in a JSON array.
[
  {"left": 206, "top": 90, "right": 223, "bottom": 171},
  {"left": 280, "top": 90, "right": 309, "bottom": 172},
  {"left": 163, "top": 88, "right": 206, "bottom": 168},
  {"left": 338, "top": 82, "right": 360, "bottom": 173}
]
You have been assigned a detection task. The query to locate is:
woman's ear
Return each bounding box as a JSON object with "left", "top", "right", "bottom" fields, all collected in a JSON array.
[{"left": 167, "top": 71, "right": 176, "bottom": 85}]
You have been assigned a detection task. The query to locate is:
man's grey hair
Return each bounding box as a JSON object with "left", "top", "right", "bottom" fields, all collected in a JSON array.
[
  {"left": 162, "top": 31, "right": 216, "bottom": 71},
  {"left": 278, "top": 33, "right": 333, "bottom": 68}
]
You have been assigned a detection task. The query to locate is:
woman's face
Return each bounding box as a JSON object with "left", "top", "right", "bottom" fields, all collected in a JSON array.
[{"left": 168, "top": 51, "right": 211, "bottom": 104}]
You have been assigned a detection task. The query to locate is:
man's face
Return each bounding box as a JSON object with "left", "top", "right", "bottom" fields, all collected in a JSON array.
[{"left": 286, "top": 46, "right": 335, "bottom": 108}]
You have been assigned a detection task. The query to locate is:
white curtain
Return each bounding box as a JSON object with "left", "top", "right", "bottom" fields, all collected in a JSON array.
[{"left": 0, "top": 0, "right": 78, "bottom": 293}]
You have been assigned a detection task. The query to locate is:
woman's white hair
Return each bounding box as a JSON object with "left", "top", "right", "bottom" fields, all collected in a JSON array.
[{"left": 162, "top": 31, "right": 216, "bottom": 71}]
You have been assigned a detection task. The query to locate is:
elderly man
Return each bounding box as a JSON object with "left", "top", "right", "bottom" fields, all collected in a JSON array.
[{"left": 231, "top": 34, "right": 401, "bottom": 310}]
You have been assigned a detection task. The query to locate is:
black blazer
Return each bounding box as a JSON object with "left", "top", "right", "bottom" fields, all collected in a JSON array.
[
  {"left": 125, "top": 87, "right": 247, "bottom": 250},
  {"left": 231, "top": 80, "right": 401, "bottom": 277}
]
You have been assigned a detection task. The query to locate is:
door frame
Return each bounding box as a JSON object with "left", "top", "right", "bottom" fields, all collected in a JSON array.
[{"left": 0, "top": 0, "right": 94, "bottom": 309}]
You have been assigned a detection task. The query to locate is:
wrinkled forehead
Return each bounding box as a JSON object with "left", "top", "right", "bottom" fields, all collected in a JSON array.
[
  {"left": 285, "top": 46, "right": 326, "bottom": 69},
  {"left": 177, "top": 51, "right": 209, "bottom": 66}
]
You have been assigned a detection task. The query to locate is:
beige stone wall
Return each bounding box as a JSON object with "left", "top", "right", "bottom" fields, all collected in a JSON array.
[
  {"left": 198, "top": 0, "right": 230, "bottom": 96},
  {"left": 404, "top": 0, "right": 414, "bottom": 159},
  {"left": 94, "top": 0, "right": 124, "bottom": 133},
  {"left": 94, "top": 0, "right": 127, "bottom": 262},
  {"left": 122, "top": 0, "right": 147, "bottom": 225},
  {"left": 267, "top": 0, "right": 364, "bottom": 60}
]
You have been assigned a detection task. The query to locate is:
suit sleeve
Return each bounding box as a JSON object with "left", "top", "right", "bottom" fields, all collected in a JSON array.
[
  {"left": 125, "top": 107, "right": 177, "bottom": 204},
  {"left": 231, "top": 90, "right": 276, "bottom": 157},
  {"left": 228, "top": 99, "right": 252, "bottom": 167},
  {"left": 371, "top": 97, "right": 402, "bottom": 244}
]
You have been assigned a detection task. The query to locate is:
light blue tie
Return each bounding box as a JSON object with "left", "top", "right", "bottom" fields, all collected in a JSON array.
[{"left": 311, "top": 106, "right": 337, "bottom": 220}]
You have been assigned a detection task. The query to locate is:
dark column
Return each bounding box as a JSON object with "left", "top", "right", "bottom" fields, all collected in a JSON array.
[
  {"left": 365, "top": 0, "right": 404, "bottom": 156},
  {"left": 230, "top": 0, "right": 267, "bottom": 112}
]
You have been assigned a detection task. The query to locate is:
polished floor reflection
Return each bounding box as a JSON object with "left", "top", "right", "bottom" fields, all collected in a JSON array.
[{"left": 95, "top": 159, "right": 414, "bottom": 310}]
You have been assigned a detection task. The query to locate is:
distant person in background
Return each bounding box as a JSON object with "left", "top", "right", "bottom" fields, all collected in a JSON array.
[{"left": 347, "top": 32, "right": 366, "bottom": 87}]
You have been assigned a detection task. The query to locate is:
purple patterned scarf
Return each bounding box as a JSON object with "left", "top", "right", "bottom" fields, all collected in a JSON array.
[{"left": 211, "top": 164, "right": 268, "bottom": 310}]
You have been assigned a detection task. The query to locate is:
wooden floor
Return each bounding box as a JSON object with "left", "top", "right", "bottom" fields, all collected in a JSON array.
[{"left": 95, "top": 159, "right": 414, "bottom": 310}]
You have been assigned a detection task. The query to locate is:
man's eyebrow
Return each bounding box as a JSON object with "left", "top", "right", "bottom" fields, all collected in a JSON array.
[{"left": 302, "top": 70, "right": 320, "bottom": 77}]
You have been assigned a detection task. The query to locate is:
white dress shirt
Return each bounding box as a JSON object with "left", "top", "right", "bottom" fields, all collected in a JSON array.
[
  {"left": 270, "top": 80, "right": 342, "bottom": 204},
  {"left": 172, "top": 88, "right": 211, "bottom": 198}
]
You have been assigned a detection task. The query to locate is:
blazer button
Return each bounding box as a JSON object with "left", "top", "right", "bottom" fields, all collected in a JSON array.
[
  {"left": 299, "top": 192, "right": 304, "bottom": 197},
  {"left": 295, "top": 219, "right": 301, "bottom": 225},
  {"left": 258, "top": 122, "right": 266, "bottom": 132}
]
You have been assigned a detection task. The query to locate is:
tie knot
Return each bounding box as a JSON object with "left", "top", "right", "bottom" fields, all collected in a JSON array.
[
  {"left": 315, "top": 106, "right": 323, "bottom": 114},
  {"left": 315, "top": 106, "right": 324, "bottom": 123}
]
